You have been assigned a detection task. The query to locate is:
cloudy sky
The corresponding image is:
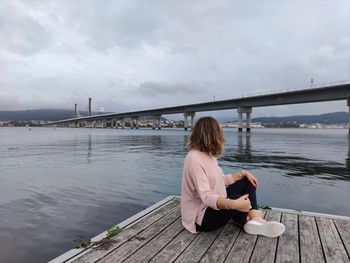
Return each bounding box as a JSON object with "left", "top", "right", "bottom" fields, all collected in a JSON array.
[{"left": 0, "top": 0, "right": 349, "bottom": 118}]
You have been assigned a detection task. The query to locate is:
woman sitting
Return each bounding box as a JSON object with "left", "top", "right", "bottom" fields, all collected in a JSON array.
[{"left": 181, "top": 116, "right": 285, "bottom": 237}]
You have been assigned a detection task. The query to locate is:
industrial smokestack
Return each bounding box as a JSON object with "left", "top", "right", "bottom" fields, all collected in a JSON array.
[
  {"left": 75, "top": 103, "right": 78, "bottom": 118},
  {"left": 88, "top": 98, "right": 92, "bottom": 116}
]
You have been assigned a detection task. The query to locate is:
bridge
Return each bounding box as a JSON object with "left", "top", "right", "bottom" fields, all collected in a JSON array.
[{"left": 46, "top": 80, "right": 350, "bottom": 132}]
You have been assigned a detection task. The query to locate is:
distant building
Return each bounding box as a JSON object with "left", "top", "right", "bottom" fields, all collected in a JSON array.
[{"left": 223, "top": 122, "right": 264, "bottom": 128}]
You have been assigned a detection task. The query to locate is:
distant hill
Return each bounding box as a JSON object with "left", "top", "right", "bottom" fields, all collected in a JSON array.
[
  {"left": 252, "top": 112, "right": 348, "bottom": 124},
  {"left": 0, "top": 109, "right": 88, "bottom": 121},
  {"left": 0, "top": 109, "right": 167, "bottom": 121}
]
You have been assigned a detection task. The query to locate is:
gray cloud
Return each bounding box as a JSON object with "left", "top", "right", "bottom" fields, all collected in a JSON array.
[
  {"left": 138, "top": 81, "right": 204, "bottom": 96},
  {"left": 0, "top": 1, "right": 51, "bottom": 55},
  {"left": 0, "top": 0, "right": 349, "bottom": 117}
]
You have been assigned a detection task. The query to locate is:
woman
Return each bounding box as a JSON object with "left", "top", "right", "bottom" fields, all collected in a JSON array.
[{"left": 181, "top": 116, "right": 285, "bottom": 237}]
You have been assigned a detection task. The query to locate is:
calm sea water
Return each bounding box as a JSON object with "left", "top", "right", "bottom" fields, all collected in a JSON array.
[{"left": 0, "top": 127, "right": 349, "bottom": 262}]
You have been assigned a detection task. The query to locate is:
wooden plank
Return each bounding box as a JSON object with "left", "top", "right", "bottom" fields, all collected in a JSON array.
[
  {"left": 334, "top": 219, "right": 350, "bottom": 257},
  {"left": 270, "top": 207, "right": 350, "bottom": 221},
  {"left": 174, "top": 228, "right": 222, "bottom": 263},
  {"left": 275, "top": 213, "right": 299, "bottom": 263},
  {"left": 123, "top": 217, "right": 184, "bottom": 263},
  {"left": 149, "top": 229, "right": 198, "bottom": 263},
  {"left": 224, "top": 225, "right": 258, "bottom": 263},
  {"left": 317, "top": 217, "right": 349, "bottom": 263},
  {"left": 52, "top": 196, "right": 178, "bottom": 263},
  {"left": 250, "top": 210, "right": 281, "bottom": 263},
  {"left": 98, "top": 205, "right": 181, "bottom": 263},
  {"left": 299, "top": 215, "right": 325, "bottom": 263},
  {"left": 72, "top": 198, "right": 180, "bottom": 263},
  {"left": 223, "top": 211, "right": 267, "bottom": 263},
  {"left": 199, "top": 222, "right": 241, "bottom": 263}
]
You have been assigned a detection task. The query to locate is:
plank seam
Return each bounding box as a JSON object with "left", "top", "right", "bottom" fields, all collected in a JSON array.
[
  {"left": 121, "top": 197, "right": 178, "bottom": 229},
  {"left": 197, "top": 226, "right": 226, "bottom": 263},
  {"left": 91, "top": 204, "right": 180, "bottom": 263},
  {"left": 297, "top": 214, "right": 301, "bottom": 263},
  {"left": 120, "top": 215, "right": 182, "bottom": 263},
  {"left": 270, "top": 207, "right": 350, "bottom": 221},
  {"left": 146, "top": 228, "right": 187, "bottom": 263},
  {"left": 333, "top": 219, "right": 350, "bottom": 260},
  {"left": 171, "top": 230, "right": 204, "bottom": 263},
  {"left": 249, "top": 210, "right": 270, "bottom": 263},
  {"left": 248, "top": 212, "right": 268, "bottom": 263},
  {"left": 223, "top": 227, "right": 243, "bottom": 263},
  {"left": 59, "top": 197, "right": 178, "bottom": 263},
  {"left": 273, "top": 212, "right": 282, "bottom": 263},
  {"left": 247, "top": 233, "right": 260, "bottom": 263},
  {"left": 314, "top": 217, "right": 327, "bottom": 263}
]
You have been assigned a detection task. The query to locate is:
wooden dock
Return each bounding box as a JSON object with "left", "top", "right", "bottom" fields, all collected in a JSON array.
[{"left": 50, "top": 196, "right": 350, "bottom": 263}]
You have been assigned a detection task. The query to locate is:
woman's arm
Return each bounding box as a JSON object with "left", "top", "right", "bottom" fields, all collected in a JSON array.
[
  {"left": 223, "top": 170, "right": 246, "bottom": 186},
  {"left": 224, "top": 170, "right": 259, "bottom": 188},
  {"left": 231, "top": 171, "right": 245, "bottom": 182},
  {"left": 216, "top": 195, "right": 251, "bottom": 212}
]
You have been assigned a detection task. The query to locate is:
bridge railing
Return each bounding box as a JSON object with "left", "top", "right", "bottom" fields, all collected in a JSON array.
[
  {"left": 158, "top": 79, "right": 350, "bottom": 109},
  {"left": 236, "top": 79, "right": 350, "bottom": 99}
]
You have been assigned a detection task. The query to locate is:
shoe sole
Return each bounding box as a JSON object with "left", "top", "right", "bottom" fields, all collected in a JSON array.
[{"left": 244, "top": 221, "right": 286, "bottom": 238}]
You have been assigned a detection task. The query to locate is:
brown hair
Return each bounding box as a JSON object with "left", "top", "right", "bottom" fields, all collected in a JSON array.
[{"left": 188, "top": 116, "right": 225, "bottom": 157}]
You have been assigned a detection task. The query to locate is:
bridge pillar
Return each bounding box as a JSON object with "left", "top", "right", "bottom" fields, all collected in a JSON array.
[
  {"left": 135, "top": 117, "right": 139, "bottom": 129},
  {"left": 238, "top": 112, "right": 243, "bottom": 132},
  {"left": 347, "top": 99, "right": 350, "bottom": 133},
  {"left": 96, "top": 119, "right": 104, "bottom": 128},
  {"left": 190, "top": 113, "right": 195, "bottom": 130},
  {"left": 237, "top": 107, "right": 252, "bottom": 132},
  {"left": 152, "top": 118, "right": 156, "bottom": 130},
  {"left": 184, "top": 114, "right": 188, "bottom": 131},
  {"left": 246, "top": 112, "right": 251, "bottom": 132},
  {"left": 184, "top": 112, "right": 195, "bottom": 130},
  {"left": 157, "top": 115, "right": 162, "bottom": 130},
  {"left": 121, "top": 118, "right": 125, "bottom": 129}
]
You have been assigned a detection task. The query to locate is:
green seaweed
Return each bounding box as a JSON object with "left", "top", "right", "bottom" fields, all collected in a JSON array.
[
  {"left": 73, "top": 226, "right": 123, "bottom": 250},
  {"left": 73, "top": 234, "right": 92, "bottom": 249},
  {"left": 74, "top": 240, "right": 91, "bottom": 249},
  {"left": 134, "top": 236, "right": 146, "bottom": 241},
  {"left": 107, "top": 226, "right": 122, "bottom": 237}
]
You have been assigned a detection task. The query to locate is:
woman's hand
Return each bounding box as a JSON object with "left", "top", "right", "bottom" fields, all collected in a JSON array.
[
  {"left": 232, "top": 194, "right": 251, "bottom": 212},
  {"left": 242, "top": 170, "right": 259, "bottom": 188}
]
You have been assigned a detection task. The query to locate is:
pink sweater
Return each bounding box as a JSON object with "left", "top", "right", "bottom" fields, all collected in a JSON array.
[{"left": 181, "top": 150, "right": 233, "bottom": 233}]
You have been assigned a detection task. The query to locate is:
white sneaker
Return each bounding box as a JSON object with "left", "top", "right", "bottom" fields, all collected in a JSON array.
[{"left": 243, "top": 217, "right": 285, "bottom": 238}]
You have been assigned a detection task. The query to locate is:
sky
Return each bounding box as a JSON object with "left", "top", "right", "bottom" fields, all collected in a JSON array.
[{"left": 0, "top": 0, "right": 349, "bottom": 119}]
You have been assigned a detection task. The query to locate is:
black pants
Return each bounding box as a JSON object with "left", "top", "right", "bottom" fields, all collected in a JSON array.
[{"left": 196, "top": 177, "right": 258, "bottom": 232}]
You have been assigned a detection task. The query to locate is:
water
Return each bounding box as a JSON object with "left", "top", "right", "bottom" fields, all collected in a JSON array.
[{"left": 0, "top": 127, "right": 349, "bottom": 262}]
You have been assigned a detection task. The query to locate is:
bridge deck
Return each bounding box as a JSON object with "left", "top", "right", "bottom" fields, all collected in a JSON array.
[{"left": 50, "top": 196, "right": 350, "bottom": 263}]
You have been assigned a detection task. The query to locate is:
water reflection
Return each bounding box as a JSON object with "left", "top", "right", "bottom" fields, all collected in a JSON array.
[
  {"left": 346, "top": 134, "right": 350, "bottom": 170},
  {"left": 1, "top": 128, "right": 349, "bottom": 263},
  {"left": 237, "top": 133, "right": 252, "bottom": 161},
  {"left": 87, "top": 134, "right": 92, "bottom": 164},
  {"left": 221, "top": 132, "right": 350, "bottom": 181}
]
